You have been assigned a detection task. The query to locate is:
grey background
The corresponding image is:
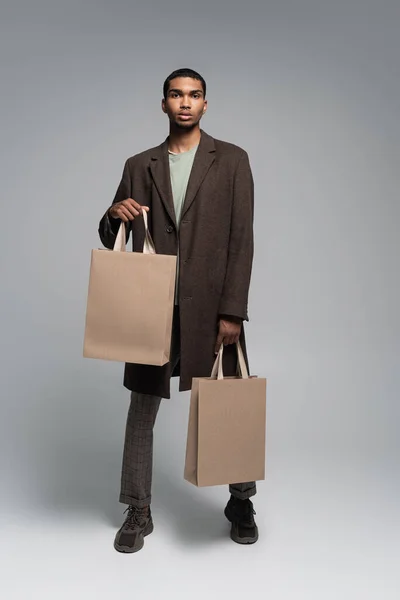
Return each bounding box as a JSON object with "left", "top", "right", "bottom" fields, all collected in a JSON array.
[{"left": 0, "top": 1, "right": 399, "bottom": 599}]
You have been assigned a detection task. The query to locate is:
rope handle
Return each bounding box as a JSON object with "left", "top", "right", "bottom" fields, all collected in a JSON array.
[
  {"left": 113, "top": 208, "right": 155, "bottom": 254},
  {"left": 210, "top": 341, "right": 249, "bottom": 380}
]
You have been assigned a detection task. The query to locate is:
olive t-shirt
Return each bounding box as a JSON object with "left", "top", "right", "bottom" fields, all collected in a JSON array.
[{"left": 168, "top": 145, "right": 198, "bottom": 303}]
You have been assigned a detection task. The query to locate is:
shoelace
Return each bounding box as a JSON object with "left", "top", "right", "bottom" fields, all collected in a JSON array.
[
  {"left": 123, "top": 505, "right": 147, "bottom": 530},
  {"left": 241, "top": 507, "right": 256, "bottom": 525},
  {"left": 233, "top": 501, "right": 256, "bottom": 525}
]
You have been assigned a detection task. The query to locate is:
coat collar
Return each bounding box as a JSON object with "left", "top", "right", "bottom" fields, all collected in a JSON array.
[{"left": 149, "top": 130, "right": 216, "bottom": 224}]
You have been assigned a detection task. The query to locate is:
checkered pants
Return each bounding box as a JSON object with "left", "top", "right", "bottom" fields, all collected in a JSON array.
[{"left": 119, "top": 308, "right": 257, "bottom": 507}]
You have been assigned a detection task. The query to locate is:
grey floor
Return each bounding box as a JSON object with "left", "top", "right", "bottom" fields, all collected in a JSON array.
[{"left": 1, "top": 390, "right": 398, "bottom": 600}]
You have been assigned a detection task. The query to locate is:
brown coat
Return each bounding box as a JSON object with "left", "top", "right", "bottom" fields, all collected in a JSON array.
[{"left": 98, "top": 130, "right": 254, "bottom": 398}]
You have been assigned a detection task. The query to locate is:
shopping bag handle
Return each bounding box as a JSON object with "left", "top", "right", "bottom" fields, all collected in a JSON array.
[
  {"left": 210, "top": 341, "right": 249, "bottom": 380},
  {"left": 113, "top": 209, "right": 156, "bottom": 254}
]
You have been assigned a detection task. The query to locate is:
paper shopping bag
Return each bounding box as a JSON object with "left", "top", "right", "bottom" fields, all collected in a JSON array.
[
  {"left": 184, "top": 342, "right": 267, "bottom": 487},
  {"left": 83, "top": 211, "right": 176, "bottom": 365}
]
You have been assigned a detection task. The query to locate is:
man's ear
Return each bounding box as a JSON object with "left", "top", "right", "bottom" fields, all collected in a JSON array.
[{"left": 161, "top": 99, "right": 167, "bottom": 113}]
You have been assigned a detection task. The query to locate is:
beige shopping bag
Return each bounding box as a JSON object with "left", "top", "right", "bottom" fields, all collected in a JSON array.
[
  {"left": 83, "top": 211, "right": 176, "bottom": 365},
  {"left": 184, "top": 342, "right": 267, "bottom": 487}
]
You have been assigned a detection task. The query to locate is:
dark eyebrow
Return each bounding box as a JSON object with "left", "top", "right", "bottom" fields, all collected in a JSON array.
[{"left": 168, "top": 88, "right": 204, "bottom": 96}]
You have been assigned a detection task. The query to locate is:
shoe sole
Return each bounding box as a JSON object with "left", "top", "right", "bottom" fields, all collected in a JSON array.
[
  {"left": 114, "top": 519, "right": 154, "bottom": 553},
  {"left": 224, "top": 507, "right": 259, "bottom": 545}
]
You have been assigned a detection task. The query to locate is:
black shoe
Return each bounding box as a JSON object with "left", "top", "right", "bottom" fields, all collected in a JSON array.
[
  {"left": 224, "top": 495, "right": 259, "bottom": 544},
  {"left": 114, "top": 505, "right": 154, "bottom": 553}
]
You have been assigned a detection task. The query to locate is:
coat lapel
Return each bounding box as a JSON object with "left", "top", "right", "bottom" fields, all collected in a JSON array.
[
  {"left": 181, "top": 130, "right": 216, "bottom": 219},
  {"left": 149, "top": 139, "right": 177, "bottom": 227},
  {"left": 149, "top": 130, "right": 216, "bottom": 225}
]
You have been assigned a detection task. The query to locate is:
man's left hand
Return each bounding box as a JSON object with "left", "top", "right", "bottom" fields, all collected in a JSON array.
[{"left": 215, "top": 316, "right": 242, "bottom": 354}]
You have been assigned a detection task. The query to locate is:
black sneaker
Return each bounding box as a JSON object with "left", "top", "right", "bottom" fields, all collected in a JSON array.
[
  {"left": 224, "top": 495, "right": 259, "bottom": 544},
  {"left": 114, "top": 505, "right": 154, "bottom": 553}
]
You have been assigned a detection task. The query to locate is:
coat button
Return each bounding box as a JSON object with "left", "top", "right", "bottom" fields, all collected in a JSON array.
[{"left": 166, "top": 225, "right": 174, "bottom": 233}]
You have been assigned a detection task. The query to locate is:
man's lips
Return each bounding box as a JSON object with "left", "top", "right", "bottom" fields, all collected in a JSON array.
[{"left": 178, "top": 113, "right": 192, "bottom": 119}]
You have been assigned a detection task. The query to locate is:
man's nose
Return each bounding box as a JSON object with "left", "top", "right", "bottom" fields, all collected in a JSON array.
[{"left": 180, "top": 96, "right": 191, "bottom": 108}]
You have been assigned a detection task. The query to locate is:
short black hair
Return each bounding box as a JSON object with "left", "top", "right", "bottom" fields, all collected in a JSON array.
[{"left": 163, "top": 68, "right": 206, "bottom": 99}]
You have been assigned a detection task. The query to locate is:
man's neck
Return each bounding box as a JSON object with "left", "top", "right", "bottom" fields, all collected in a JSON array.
[{"left": 168, "top": 126, "right": 201, "bottom": 154}]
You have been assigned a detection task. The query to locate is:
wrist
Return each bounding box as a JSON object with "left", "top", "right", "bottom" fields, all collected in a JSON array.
[
  {"left": 219, "top": 314, "right": 243, "bottom": 325},
  {"left": 108, "top": 208, "right": 119, "bottom": 221}
]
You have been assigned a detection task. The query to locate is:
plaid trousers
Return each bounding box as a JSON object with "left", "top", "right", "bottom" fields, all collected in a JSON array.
[{"left": 119, "top": 307, "right": 257, "bottom": 507}]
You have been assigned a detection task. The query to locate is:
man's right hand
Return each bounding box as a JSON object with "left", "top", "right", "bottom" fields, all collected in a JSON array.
[{"left": 109, "top": 198, "right": 149, "bottom": 222}]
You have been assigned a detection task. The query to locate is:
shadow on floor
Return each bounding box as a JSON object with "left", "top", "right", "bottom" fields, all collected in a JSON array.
[{"left": 152, "top": 467, "right": 230, "bottom": 546}]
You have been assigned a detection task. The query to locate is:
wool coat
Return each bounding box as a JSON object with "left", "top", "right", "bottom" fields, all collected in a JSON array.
[{"left": 98, "top": 130, "right": 254, "bottom": 399}]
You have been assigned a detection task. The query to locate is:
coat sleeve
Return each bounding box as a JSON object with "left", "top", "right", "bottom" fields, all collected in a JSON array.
[
  {"left": 98, "top": 159, "right": 133, "bottom": 249},
  {"left": 218, "top": 151, "right": 254, "bottom": 322}
]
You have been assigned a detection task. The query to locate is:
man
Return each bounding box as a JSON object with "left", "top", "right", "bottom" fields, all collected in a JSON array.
[{"left": 98, "top": 68, "right": 257, "bottom": 553}]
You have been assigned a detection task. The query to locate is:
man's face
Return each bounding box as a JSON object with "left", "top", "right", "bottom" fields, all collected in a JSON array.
[{"left": 162, "top": 77, "right": 207, "bottom": 129}]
